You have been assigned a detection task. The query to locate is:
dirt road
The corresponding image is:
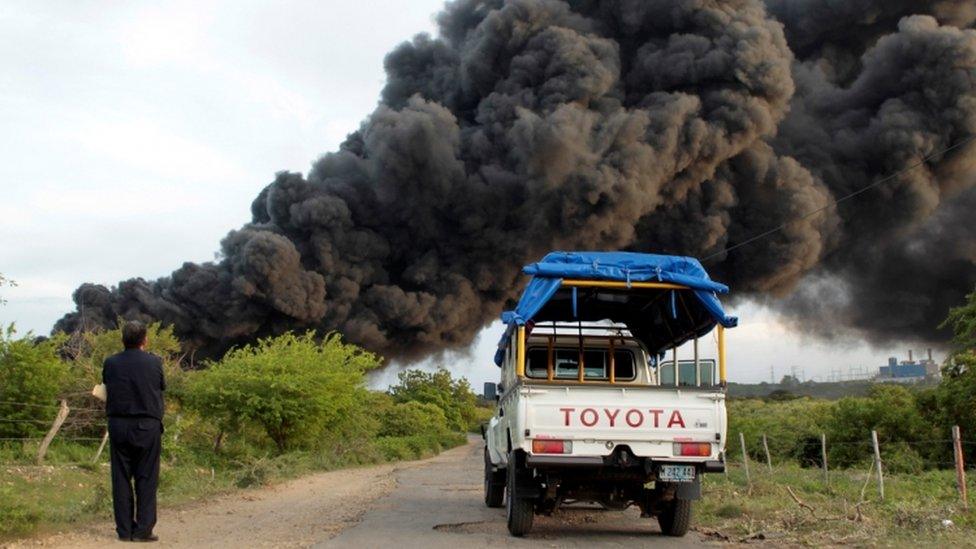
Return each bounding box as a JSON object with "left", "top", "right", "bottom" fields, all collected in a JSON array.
[{"left": 11, "top": 438, "right": 709, "bottom": 548}]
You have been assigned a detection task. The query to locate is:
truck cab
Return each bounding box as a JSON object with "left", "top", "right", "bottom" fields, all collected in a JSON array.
[{"left": 482, "top": 252, "right": 736, "bottom": 537}]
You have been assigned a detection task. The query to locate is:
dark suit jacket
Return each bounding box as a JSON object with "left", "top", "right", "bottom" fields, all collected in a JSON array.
[{"left": 102, "top": 349, "right": 166, "bottom": 421}]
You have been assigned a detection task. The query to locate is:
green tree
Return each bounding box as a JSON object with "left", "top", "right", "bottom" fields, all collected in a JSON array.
[
  {"left": 61, "top": 321, "right": 184, "bottom": 403},
  {"left": 0, "top": 325, "right": 68, "bottom": 437},
  {"left": 935, "top": 292, "right": 976, "bottom": 463},
  {"left": 185, "top": 332, "right": 380, "bottom": 453},
  {"left": 726, "top": 397, "right": 832, "bottom": 464},
  {"left": 388, "top": 368, "right": 477, "bottom": 432},
  {"left": 935, "top": 352, "right": 976, "bottom": 464},
  {"left": 826, "top": 385, "right": 936, "bottom": 471},
  {"left": 941, "top": 286, "right": 976, "bottom": 350}
]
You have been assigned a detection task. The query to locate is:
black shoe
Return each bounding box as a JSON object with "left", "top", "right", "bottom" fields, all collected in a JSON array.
[
  {"left": 119, "top": 535, "right": 132, "bottom": 541},
  {"left": 131, "top": 534, "right": 158, "bottom": 542}
]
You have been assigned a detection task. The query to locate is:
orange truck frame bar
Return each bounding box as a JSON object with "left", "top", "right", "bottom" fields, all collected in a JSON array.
[{"left": 514, "top": 279, "right": 728, "bottom": 386}]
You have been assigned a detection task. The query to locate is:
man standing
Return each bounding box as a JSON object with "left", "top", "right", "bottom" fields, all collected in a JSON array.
[{"left": 103, "top": 320, "right": 165, "bottom": 542}]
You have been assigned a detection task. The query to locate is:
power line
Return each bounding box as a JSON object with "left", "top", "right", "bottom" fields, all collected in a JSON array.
[{"left": 703, "top": 134, "right": 976, "bottom": 263}]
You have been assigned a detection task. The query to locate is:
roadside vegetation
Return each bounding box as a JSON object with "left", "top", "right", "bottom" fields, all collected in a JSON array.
[
  {"left": 0, "top": 324, "right": 486, "bottom": 539},
  {"left": 702, "top": 288, "right": 976, "bottom": 544},
  {"left": 705, "top": 391, "right": 976, "bottom": 544},
  {"left": 697, "top": 462, "right": 976, "bottom": 545}
]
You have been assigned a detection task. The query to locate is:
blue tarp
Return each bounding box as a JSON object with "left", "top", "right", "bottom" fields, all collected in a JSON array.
[{"left": 494, "top": 251, "right": 737, "bottom": 366}]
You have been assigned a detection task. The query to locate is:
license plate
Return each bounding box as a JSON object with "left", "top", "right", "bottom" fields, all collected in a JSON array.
[{"left": 658, "top": 464, "right": 696, "bottom": 482}]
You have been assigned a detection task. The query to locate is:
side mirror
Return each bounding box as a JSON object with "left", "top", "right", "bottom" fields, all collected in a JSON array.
[{"left": 484, "top": 382, "right": 498, "bottom": 401}]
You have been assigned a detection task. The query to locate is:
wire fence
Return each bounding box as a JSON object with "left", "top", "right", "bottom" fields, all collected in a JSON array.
[
  {"left": 730, "top": 427, "right": 974, "bottom": 509},
  {"left": 0, "top": 398, "right": 109, "bottom": 466}
]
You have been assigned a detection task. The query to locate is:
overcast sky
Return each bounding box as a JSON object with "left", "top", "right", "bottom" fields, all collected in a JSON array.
[{"left": 0, "top": 0, "right": 929, "bottom": 388}]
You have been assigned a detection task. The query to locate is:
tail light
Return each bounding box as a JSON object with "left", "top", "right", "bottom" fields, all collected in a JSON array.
[
  {"left": 673, "top": 442, "right": 711, "bottom": 456},
  {"left": 532, "top": 439, "right": 573, "bottom": 454}
]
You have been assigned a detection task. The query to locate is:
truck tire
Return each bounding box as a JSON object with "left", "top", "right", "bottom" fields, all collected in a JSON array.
[
  {"left": 506, "top": 451, "right": 534, "bottom": 536},
  {"left": 484, "top": 447, "right": 505, "bottom": 508},
  {"left": 658, "top": 498, "right": 692, "bottom": 537}
]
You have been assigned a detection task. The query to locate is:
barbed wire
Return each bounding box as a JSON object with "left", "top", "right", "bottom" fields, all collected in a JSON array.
[
  {"left": 0, "top": 399, "right": 104, "bottom": 413},
  {"left": 743, "top": 435, "right": 976, "bottom": 446},
  {"left": 0, "top": 399, "right": 64, "bottom": 409},
  {"left": 0, "top": 436, "right": 104, "bottom": 441},
  {"left": 2, "top": 462, "right": 108, "bottom": 468}
]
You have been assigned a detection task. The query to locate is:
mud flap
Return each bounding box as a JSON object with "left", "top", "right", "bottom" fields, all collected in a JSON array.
[
  {"left": 673, "top": 477, "right": 701, "bottom": 500},
  {"left": 510, "top": 452, "right": 540, "bottom": 500}
]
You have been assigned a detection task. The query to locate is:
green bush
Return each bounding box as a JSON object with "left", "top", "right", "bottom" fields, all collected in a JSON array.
[
  {"left": 469, "top": 404, "right": 495, "bottom": 433},
  {"left": 184, "top": 332, "right": 380, "bottom": 453},
  {"left": 0, "top": 325, "right": 68, "bottom": 438},
  {"left": 373, "top": 433, "right": 466, "bottom": 461},
  {"left": 388, "top": 368, "right": 478, "bottom": 432},
  {"left": 379, "top": 400, "right": 451, "bottom": 437},
  {"left": 726, "top": 397, "right": 832, "bottom": 464},
  {"left": 59, "top": 321, "right": 184, "bottom": 403},
  {"left": 935, "top": 351, "right": 976, "bottom": 464},
  {"left": 827, "top": 385, "right": 936, "bottom": 468}
]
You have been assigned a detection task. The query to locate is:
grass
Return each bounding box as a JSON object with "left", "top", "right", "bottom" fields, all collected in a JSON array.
[
  {"left": 0, "top": 431, "right": 467, "bottom": 541},
  {"left": 697, "top": 461, "right": 976, "bottom": 546}
]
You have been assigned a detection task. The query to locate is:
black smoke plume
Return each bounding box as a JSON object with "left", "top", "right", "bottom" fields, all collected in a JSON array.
[{"left": 56, "top": 0, "right": 976, "bottom": 358}]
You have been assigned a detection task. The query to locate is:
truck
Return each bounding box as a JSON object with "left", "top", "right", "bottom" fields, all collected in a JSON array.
[{"left": 482, "top": 251, "right": 737, "bottom": 537}]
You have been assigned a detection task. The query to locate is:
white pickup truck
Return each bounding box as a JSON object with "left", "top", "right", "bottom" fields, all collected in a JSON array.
[{"left": 482, "top": 252, "right": 736, "bottom": 537}]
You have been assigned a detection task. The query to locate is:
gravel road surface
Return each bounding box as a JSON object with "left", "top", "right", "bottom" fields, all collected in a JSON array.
[{"left": 9, "top": 438, "right": 710, "bottom": 548}]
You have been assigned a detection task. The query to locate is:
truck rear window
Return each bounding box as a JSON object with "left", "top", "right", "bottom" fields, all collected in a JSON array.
[
  {"left": 526, "top": 348, "right": 636, "bottom": 381},
  {"left": 659, "top": 359, "right": 716, "bottom": 387}
]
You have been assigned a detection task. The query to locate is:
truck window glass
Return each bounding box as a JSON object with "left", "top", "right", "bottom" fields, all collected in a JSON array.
[
  {"left": 660, "top": 362, "right": 674, "bottom": 386},
  {"left": 658, "top": 359, "right": 717, "bottom": 387},
  {"left": 700, "top": 362, "right": 714, "bottom": 387},
  {"left": 526, "top": 347, "right": 636, "bottom": 381}
]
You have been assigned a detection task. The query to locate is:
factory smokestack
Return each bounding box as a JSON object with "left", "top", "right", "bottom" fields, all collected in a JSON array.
[
  {"left": 54, "top": 1, "right": 976, "bottom": 360},
  {"left": 909, "top": 349, "right": 914, "bottom": 363}
]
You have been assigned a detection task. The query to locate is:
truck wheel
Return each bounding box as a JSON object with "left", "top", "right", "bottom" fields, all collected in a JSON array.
[
  {"left": 484, "top": 448, "right": 505, "bottom": 508},
  {"left": 506, "top": 451, "right": 534, "bottom": 536},
  {"left": 658, "top": 498, "right": 692, "bottom": 537}
]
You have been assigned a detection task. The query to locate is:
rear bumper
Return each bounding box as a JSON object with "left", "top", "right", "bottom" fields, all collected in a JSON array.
[
  {"left": 525, "top": 455, "right": 604, "bottom": 467},
  {"left": 524, "top": 454, "right": 725, "bottom": 473},
  {"left": 702, "top": 460, "right": 725, "bottom": 473}
]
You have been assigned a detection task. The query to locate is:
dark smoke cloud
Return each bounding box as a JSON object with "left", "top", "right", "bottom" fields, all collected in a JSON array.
[{"left": 56, "top": 0, "right": 976, "bottom": 358}]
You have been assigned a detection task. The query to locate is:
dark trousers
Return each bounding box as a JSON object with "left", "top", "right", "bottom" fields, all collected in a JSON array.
[{"left": 108, "top": 417, "right": 161, "bottom": 539}]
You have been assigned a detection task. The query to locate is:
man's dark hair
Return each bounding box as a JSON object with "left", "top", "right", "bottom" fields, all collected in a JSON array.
[{"left": 122, "top": 320, "right": 147, "bottom": 349}]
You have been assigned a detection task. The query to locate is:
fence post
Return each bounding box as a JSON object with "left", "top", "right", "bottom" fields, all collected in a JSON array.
[
  {"left": 762, "top": 433, "right": 773, "bottom": 472},
  {"left": 36, "top": 399, "right": 70, "bottom": 464},
  {"left": 871, "top": 429, "right": 884, "bottom": 500},
  {"left": 820, "top": 432, "right": 829, "bottom": 487},
  {"left": 739, "top": 432, "right": 751, "bottom": 486},
  {"left": 92, "top": 430, "right": 109, "bottom": 464},
  {"left": 953, "top": 425, "right": 968, "bottom": 510}
]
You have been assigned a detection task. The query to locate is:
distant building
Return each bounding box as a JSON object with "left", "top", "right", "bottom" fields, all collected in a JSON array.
[{"left": 877, "top": 349, "right": 939, "bottom": 383}]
